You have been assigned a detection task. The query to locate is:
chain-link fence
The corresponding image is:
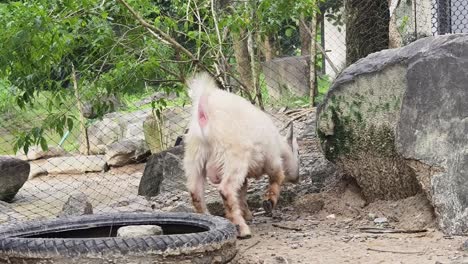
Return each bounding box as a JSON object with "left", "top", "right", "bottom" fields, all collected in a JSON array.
[
  {"left": 433, "top": 0, "right": 468, "bottom": 34},
  {"left": 0, "top": 0, "right": 465, "bottom": 237}
]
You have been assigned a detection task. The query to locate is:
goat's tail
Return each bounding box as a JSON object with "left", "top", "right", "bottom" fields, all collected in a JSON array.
[
  {"left": 186, "top": 72, "right": 219, "bottom": 134},
  {"left": 186, "top": 72, "right": 218, "bottom": 103}
]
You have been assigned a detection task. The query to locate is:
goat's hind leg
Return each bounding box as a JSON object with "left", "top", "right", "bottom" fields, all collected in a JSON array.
[
  {"left": 218, "top": 162, "right": 251, "bottom": 239},
  {"left": 185, "top": 163, "right": 208, "bottom": 214}
]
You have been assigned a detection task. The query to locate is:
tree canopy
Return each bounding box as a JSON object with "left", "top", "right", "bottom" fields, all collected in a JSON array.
[{"left": 0, "top": 0, "right": 326, "bottom": 154}]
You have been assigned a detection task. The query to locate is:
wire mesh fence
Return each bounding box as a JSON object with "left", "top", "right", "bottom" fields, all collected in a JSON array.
[{"left": 0, "top": 0, "right": 465, "bottom": 237}]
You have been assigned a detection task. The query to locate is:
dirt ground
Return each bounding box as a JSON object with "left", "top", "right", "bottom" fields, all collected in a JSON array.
[
  {"left": 4, "top": 156, "right": 468, "bottom": 264},
  {"left": 232, "top": 180, "right": 468, "bottom": 264}
]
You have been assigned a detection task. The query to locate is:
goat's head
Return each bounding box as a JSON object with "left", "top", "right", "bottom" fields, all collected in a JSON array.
[{"left": 283, "top": 122, "right": 300, "bottom": 183}]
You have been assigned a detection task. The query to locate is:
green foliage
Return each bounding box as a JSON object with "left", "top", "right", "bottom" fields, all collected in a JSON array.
[
  {"left": 0, "top": 0, "right": 326, "bottom": 154},
  {"left": 0, "top": 0, "right": 186, "bottom": 154},
  {"left": 0, "top": 78, "right": 16, "bottom": 113}
]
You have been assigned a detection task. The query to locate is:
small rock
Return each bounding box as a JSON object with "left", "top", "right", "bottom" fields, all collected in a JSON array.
[
  {"left": 0, "top": 157, "right": 30, "bottom": 202},
  {"left": 58, "top": 192, "right": 93, "bottom": 217},
  {"left": 28, "top": 165, "right": 48, "bottom": 180},
  {"left": 460, "top": 240, "right": 468, "bottom": 251},
  {"left": 273, "top": 256, "right": 289, "bottom": 264},
  {"left": 368, "top": 213, "right": 377, "bottom": 221},
  {"left": 117, "top": 225, "right": 163, "bottom": 237},
  {"left": 326, "top": 214, "right": 336, "bottom": 219},
  {"left": 105, "top": 139, "right": 150, "bottom": 167},
  {"left": 374, "top": 217, "right": 388, "bottom": 224}
]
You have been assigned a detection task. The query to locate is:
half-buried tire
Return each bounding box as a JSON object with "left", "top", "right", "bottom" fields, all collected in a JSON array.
[{"left": 0, "top": 212, "right": 238, "bottom": 264}]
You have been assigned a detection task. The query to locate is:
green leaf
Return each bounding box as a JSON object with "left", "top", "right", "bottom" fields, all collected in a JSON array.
[
  {"left": 40, "top": 137, "right": 48, "bottom": 151},
  {"left": 67, "top": 117, "right": 74, "bottom": 131}
]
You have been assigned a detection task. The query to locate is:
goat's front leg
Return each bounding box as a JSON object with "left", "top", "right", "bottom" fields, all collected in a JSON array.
[
  {"left": 263, "top": 168, "right": 285, "bottom": 216},
  {"left": 218, "top": 163, "right": 251, "bottom": 238}
]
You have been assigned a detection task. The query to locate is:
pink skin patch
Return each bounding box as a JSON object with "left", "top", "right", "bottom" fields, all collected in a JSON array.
[
  {"left": 206, "top": 164, "right": 222, "bottom": 184},
  {"left": 198, "top": 94, "right": 208, "bottom": 128}
]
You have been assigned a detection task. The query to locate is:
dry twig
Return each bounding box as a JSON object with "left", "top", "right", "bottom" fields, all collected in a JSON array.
[
  {"left": 280, "top": 108, "right": 315, "bottom": 132},
  {"left": 367, "top": 247, "right": 426, "bottom": 255},
  {"left": 359, "top": 227, "right": 427, "bottom": 234},
  {"left": 241, "top": 240, "right": 260, "bottom": 253},
  {"left": 272, "top": 223, "right": 302, "bottom": 232}
]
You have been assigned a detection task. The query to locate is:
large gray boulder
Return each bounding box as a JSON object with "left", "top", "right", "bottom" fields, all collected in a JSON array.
[
  {"left": 138, "top": 146, "right": 186, "bottom": 197},
  {"left": 143, "top": 107, "right": 190, "bottom": 154},
  {"left": 44, "top": 155, "right": 108, "bottom": 174},
  {"left": 0, "top": 157, "right": 30, "bottom": 202},
  {"left": 105, "top": 138, "right": 150, "bottom": 167},
  {"left": 85, "top": 109, "right": 150, "bottom": 155},
  {"left": 316, "top": 34, "right": 468, "bottom": 235},
  {"left": 86, "top": 107, "right": 189, "bottom": 155},
  {"left": 16, "top": 146, "right": 67, "bottom": 161},
  {"left": 262, "top": 55, "right": 310, "bottom": 98},
  {"left": 85, "top": 116, "right": 124, "bottom": 154}
]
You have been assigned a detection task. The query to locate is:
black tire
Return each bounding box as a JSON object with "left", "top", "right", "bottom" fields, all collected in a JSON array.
[{"left": 0, "top": 212, "right": 238, "bottom": 264}]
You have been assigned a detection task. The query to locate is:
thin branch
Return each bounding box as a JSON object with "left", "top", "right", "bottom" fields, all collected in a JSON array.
[
  {"left": 300, "top": 19, "right": 339, "bottom": 75},
  {"left": 143, "top": 79, "right": 181, "bottom": 84},
  {"left": 359, "top": 227, "right": 428, "bottom": 234},
  {"left": 223, "top": 72, "right": 255, "bottom": 103},
  {"left": 367, "top": 247, "right": 426, "bottom": 255},
  {"left": 272, "top": 223, "right": 302, "bottom": 231},
  {"left": 71, "top": 63, "right": 90, "bottom": 156},
  {"left": 241, "top": 240, "right": 260, "bottom": 253},
  {"left": 117, "top": 0, "right": 214, "bottom": 75},
  {"left": 158, "top": 65, "right": 184, "bottom": 82},
  {"left": 92, "top": 26, "right": 140, "bottom": 83},
  {"left": 280, "top": 108, "right": 315, "bottom": 131},
  {"left": 191, "top": 0, "right": 203, "bottom": 59}
]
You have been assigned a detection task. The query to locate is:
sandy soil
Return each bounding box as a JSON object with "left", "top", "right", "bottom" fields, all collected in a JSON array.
[
  {"left": 232, "top": 181, "right": 468, "bottom": 264},
  {"left": 2, "top": 163, "right": 468, "bottom": 264}
]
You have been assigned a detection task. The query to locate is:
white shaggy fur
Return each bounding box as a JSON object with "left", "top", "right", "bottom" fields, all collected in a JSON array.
[{"left": 183, "top": 72, "right": 300, "bottom": 238}]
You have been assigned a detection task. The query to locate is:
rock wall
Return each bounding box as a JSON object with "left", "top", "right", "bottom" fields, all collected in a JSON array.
[{"left": 316, "top": 33, "right": 468, "bottom": 235}]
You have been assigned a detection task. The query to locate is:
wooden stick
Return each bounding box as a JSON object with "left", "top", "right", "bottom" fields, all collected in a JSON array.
[
  {"left": 367, "top": 247, "right": 425, "bottom": 255},
  {"left": 242, "top": 240, "right": 260, "bottom": 253},
  {"left": 359, "top": 227, "right": 428, "bottom": 234},
  {"left": 272, "top": 223, "right": 302, "bottom": 231},
  {"left": 71, "top": 63, "right": 90, "bottom": 155},
  {"left": 280, "top": 108, "right": 315, "bottom": 131}
]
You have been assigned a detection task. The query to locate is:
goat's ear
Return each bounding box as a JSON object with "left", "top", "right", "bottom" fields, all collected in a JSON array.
[{"left": 286, "top": 122, "right": 294, "bottom": 147}]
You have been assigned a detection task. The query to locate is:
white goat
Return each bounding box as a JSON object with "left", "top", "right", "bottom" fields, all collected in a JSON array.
[{"left": 183, "top": 72, "right": 300, "bottom": 238}]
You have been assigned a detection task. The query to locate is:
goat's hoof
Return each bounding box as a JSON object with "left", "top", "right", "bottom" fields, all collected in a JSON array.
[
  {"left": 262, "top": 200, "right": 273, "bottom": 217},
  {"left": 235, "top": 224, "right": 252, "bottom": 239},
  {"left": 238, "top": 233, "right": 252, "bottom": 239}
]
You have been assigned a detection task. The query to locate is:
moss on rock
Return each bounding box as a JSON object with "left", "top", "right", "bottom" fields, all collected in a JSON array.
[{"left": 317, "top": 65, "right": 421, "bottom": 202}]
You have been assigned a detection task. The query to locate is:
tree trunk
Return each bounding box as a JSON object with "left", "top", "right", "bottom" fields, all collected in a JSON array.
[
  {"left": 300, "top": 15, "right": 311, "bottom": 56},
  {"left": 345, "top": 0, "right": 389, "bottom": 66},
  {"left": 232, "top": 29, "right": 255, "bottom": 92},
  {"left": 388, "top": 0, "right": 402, "bottom": 48},
  {"left": 72, "top": 64, "right": 90, "bottom": 156},
  {"left": 262, "top": 36, "right": 275, "bottom": 61},
  {"left": 309, "top": 15, "right": 318, "bottom": 106}
]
